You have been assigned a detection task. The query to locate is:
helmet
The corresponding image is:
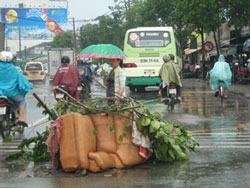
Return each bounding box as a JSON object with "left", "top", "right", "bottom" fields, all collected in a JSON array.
[
  {"left": 86, "top": 59, "right": 92, "bottom": 64},
  {"left": 83, "top": 58, "right": 92, "bottom": 64},
  {"left": 0, "top": 51, "right": 13, "bottom": 62},
  {"left": 61, "top": 56, "right": 70, "bottom": 64},
  {"left": 169, "top": 54, "right": 175, "bottom": 60},
  {"left": 162, "top": 54, "right": 171, "bottom": 62}
]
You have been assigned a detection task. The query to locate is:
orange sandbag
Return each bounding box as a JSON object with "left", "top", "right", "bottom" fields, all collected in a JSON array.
[
  {"left": 88, "top": 152, "right": 116, "bottom": 170},
  {"left": 74, "top": 114, "right": 96, "bottom": 169},
  {"left": 114, "top": 112, "right": 132, "bottom": 144},
  {"left": 60, "top": 114, "right": 78, "bottom": 172},
  {"left": 60, "top": 113, "right": 96, "bottom": 172},
  {"left": 88, "top": 159, "right": 101, "bottom": 172},
  {"left": 109, "top": 153, "right": 125, "bottom": 169},
  {"left": 91, "top": 114, "right": 116, "bottom": 153},
  {"left": 116, "top": 144, "right": 144, "bottom": 166}
]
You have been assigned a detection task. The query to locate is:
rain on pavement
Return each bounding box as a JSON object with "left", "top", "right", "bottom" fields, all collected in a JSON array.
[{"left": 0, "top": 78, "right": 250, "bottom": 187}]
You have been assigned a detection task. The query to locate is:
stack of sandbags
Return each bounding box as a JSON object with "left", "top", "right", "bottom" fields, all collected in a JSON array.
[
  {"left": 88, "top": 113, "right": 117, "bottom": 172},
  {"left": 88, "top": 112, "right": 144, "bottom": 172},
  {"left": 59, "top": 112, "right": 145, "bottom": 173},
  {"left": 59, "top": 113, "right": 96, "bottom": 172}
]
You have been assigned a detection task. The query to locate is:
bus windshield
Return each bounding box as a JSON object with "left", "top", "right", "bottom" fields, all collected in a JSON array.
[{"left": 128, "top": 31, "right": 171, "bottom": 48}]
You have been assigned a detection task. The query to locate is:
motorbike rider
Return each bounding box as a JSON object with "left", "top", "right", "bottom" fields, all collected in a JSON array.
[
  {"left": 209, "top": 54, "right": 232, "bottom": 98},
  {"left": 159, "top": 54, "right": 182, "bottom": 102},
  {"left": 0, "top": 51, "right": 32, "bottom": 127},
  {"left": 77, "top": 59, "right": 92, "bottom": 99},
  {"left": 52, "top": 56, "right": 80, "bottom": 99}
]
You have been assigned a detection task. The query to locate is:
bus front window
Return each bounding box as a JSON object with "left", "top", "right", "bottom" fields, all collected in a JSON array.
[{"left": 128, "top": 31, "right": 171, "bottom": 48}]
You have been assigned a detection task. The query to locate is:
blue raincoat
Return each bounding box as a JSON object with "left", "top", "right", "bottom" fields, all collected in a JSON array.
[
  {"left": 0, "top": 62, "right": 32, "bottom": 97},
  {"left": 209, "top": 55, "right": 232, "bottom": 90}
]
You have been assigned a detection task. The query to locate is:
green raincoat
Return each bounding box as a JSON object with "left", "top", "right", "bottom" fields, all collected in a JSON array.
[
  {"left": 209, "top": 55, "right": 232, "bottom": 90},
  {"left": 159, "top": 60, "right": 182, "bottom": 87}
]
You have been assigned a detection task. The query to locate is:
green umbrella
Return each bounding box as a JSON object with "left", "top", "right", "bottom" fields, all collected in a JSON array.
[{"left": 79, "top": 44, "right": 126, "bottom": 60}]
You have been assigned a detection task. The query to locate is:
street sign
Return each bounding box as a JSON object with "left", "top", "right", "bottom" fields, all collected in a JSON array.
[{"left": 204, "top": 41, "right": 214, "bottom": 52}]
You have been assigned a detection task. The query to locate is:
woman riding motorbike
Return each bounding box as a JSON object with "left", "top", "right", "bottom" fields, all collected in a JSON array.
[{"left": 0, "top": 51, "right": 32, "bottom": 127}]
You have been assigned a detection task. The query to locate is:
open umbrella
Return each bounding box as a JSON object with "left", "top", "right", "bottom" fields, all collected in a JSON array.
[{"left": 79, "top": 44, "right": 126, "bottom": 60}]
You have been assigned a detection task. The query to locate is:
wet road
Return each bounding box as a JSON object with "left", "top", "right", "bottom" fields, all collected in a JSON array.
[{"left": 1, "top": 78, "right": 250, "bottom": 187}]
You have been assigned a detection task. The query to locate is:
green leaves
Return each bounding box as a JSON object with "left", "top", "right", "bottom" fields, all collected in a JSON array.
[
  {"left": 149, "top": 120, "right": 161, "bottom": 134},
  {"left": 141, "top": 118, "right": 151, "bottom": 127},
  {"left": 92, "top": 129, "right": 97, "bottom": 136},
  {"left": 10, "top": 130, "right": 51, "bottom": 163},
  {"left": 119, "top": 133, "right": 128, "bottom": 142},
  {"left": 108, "top": 123, "right": 116, "bottom": 133},
  {"left": 135, "top": 110, "right": 198, "bottom": 162}
]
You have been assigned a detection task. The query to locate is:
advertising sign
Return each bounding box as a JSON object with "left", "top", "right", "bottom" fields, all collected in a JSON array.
[{"left": 1, "top": 8, "right": 67, "bottom": 40}]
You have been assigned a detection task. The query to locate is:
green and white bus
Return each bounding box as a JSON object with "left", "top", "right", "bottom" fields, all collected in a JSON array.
[{"left": 123, "top": 27, "right": 182, "bottom": 91}]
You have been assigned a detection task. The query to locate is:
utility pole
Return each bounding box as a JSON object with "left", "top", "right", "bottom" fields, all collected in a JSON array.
[
  {"left": 72, "top": 17, "right": 77, "bottom": 52},
  {"left": 18, "top": 26, "right": 22, "bottom": 59},
  {"left": 24, "top": 46, "right": 27, "bottom": 60},
  {"left": 217, "top": 27, "right": 221, "bottom": 55},
  {"left": 0, "top": 22, "right": 5, "bottom": 51},
  {"left": 201, "top": 26, "right": 206, "bottom": 80}
]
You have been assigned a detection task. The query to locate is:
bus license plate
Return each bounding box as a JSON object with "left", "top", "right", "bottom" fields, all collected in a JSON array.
[
  {"left": 169, "top": 89, "right": 177, "bottom": 94},
  {"left": 55, "top": 93, "right": 64, "bottom": 99},
  {"left": 144, "top": 69, "right": 155, "bottom": 75},
  {"left": 0, "top": 107, "right": 6, "bottom": 115}
]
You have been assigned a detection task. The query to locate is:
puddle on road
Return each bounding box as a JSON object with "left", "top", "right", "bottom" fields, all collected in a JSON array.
[{"left": 132, "top": 84, "right": 250, "bottom": 136}]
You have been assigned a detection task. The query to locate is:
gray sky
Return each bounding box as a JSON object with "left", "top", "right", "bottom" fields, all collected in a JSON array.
[{"left": 68, "top": 0, "right": 115, "bottom": 20}]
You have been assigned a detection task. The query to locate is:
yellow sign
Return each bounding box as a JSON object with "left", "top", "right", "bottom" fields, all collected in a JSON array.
[{"left": 5, "top": 9, "right": 18, "bottom": 23}]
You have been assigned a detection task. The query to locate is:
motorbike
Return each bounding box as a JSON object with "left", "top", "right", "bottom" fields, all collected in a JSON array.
[
  {"left": 77, "top": 82, "right": 90, "bottom": 103},
  {"left": 161, "top": 82, "right": 179, "bottom": 112},
  {"left": 0, "top": 96, "right": 18, "bottom": 138},
  {"left": 54, "top": 85, "right": 70, "bottom": 100},
  {"left": 218, "top": 80, "right": 225, "bottom": 105}
]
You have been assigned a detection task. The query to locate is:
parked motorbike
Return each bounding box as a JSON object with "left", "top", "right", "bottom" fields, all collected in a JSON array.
[
  {"left": 0, "top": 96, "right": 18, "bottom": 138},
  {"left": 161, "top": 82, "right": 179, "bottom": 112}
]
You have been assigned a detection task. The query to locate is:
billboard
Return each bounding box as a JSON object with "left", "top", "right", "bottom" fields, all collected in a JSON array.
[{"left": 1, "top": 8, "right": 67, "bottom": 40}]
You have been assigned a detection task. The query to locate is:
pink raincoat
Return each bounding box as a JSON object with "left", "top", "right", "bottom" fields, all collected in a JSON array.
[{"left": 52, "top": 64, "right": 80, "bottom": 98}]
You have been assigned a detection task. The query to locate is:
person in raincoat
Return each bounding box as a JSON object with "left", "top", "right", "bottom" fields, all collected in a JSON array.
[
  {"left": 52, "top": 56, "right": 80, "bottom": 99},
  {"left": 209, "top": 54, "right": 232, "bottom": 97},
  {"left": 0, "top": 51, "right": 32, "bottom": 127},
  {"left": 159, "top": 54, "right": 182, "bottom": 101}
]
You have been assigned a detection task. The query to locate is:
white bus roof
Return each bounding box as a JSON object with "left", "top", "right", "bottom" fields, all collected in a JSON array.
[{"left": 126, "top": 27, "right": 174, "bottom": 33}]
